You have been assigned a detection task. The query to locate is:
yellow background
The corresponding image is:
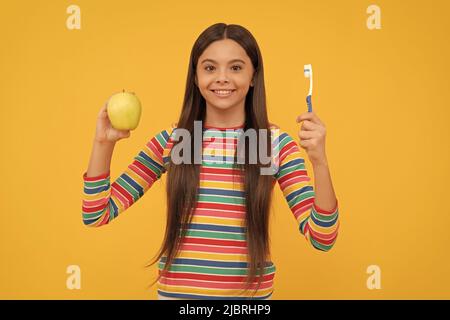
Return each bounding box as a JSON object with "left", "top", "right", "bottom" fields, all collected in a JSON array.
[{"left": 1, "top": 0, "right": 449, "bottom": 299}]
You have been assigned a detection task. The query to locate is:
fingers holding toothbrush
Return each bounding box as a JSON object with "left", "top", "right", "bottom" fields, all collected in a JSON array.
[
  {"left": 296, "top": 111, "right": 324, "bottom": 127},
  {"left": 296, "top": 111, "right": 327, "bottom": 166}
]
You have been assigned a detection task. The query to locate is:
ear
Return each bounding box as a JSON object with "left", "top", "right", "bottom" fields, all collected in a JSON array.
[
  {"left": 194, "top": 74, "right": 198, "bottom": 86},
  {"left": 250, "top": 72, "right": 256, "bottom": 87}
]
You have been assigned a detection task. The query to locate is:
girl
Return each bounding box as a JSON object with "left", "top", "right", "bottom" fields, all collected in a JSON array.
[{"left": 82, "top": 23, "right": 339, "bottom": 300}]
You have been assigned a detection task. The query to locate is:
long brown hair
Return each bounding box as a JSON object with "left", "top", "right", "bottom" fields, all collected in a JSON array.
[{"left": 146, "top": 23, "right": 275, "bottom": 297}]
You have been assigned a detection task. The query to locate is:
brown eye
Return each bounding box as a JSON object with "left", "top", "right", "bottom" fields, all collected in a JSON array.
[
  {"left": 205, "top": 65, "right": 215, "bottom": 71},
  {"left": 231, "top": 65, "right": 242, "bottom": 71}
]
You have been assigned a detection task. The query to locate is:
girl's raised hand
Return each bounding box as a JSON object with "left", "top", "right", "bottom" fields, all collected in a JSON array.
[{"left": 296, "top": 111, "right": 328, "bottom": 166}]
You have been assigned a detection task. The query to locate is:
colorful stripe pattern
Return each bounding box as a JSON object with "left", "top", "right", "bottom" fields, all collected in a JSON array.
[{"left": 82, "top": 124, "right": 339, "bottom": 299}]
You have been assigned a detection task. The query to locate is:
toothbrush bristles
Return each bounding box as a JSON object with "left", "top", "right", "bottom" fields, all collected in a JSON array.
[{"left": 304, "top": 64, "right": 312, "bottom": 78}]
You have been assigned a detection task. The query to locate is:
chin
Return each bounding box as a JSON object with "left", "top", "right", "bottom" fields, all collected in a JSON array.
[
  {"left": 207, "top": 100, "right": 239, "bottom": 111},
  {"left": 207, "top": 94, "right": 244, "bottom": 109}
]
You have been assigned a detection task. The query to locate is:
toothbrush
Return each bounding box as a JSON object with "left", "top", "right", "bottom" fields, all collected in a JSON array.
[{"left": 304, "top": 64, "right": 313, "bottom": 112}]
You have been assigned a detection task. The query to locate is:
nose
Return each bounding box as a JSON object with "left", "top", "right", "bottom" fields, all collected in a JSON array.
[
  {"left": 215, "top": 69, "right": 229, "bottom": 84},
  {"left": 215, "top": 78, "right": 229, "bottom": 84}
]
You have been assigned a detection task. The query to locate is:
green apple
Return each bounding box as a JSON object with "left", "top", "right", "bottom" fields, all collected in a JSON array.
[{"left": 107, "top": 91, "right": 142, "bottom": 130}]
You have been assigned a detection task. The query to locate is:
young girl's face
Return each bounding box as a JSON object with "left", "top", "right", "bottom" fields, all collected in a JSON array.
[{"left": 195, "top": 39, "right": 255, "bottom": 113}]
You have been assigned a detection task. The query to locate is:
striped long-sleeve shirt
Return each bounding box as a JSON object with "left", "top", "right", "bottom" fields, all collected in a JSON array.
[{"left": 82, "top": 123, "right": 340, "bottom": 299}]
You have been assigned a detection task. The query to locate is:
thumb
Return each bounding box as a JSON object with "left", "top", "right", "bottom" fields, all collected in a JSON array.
[
  {"left": 120, "top": 130, "right": 131, "bottom": 138},
  {"left": 99, "top": 103, "right": 108, "bottom": 118}
]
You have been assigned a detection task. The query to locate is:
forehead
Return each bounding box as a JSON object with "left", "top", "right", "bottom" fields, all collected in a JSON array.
[{"left": 199, "top": 39, "right": 250, "bottom": 63}]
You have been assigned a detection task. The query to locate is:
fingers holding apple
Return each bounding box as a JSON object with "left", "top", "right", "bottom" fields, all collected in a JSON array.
[
  {"left": 94, "top": 91, "right": 140, "bottom": 144},
  {"left": 94, "top": 112, "right": 131, "bottom": 144}
]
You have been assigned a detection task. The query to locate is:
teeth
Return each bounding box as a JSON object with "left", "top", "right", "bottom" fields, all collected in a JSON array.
[{"left": 214, "top": 90, "right": 233, "bottom": 95}]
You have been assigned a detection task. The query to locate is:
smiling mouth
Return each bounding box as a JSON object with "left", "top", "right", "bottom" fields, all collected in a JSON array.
[{"left": 210, "top": 89, "right": 236, "bottom": 97}]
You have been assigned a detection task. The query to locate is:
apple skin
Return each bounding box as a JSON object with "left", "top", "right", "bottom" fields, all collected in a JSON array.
[{"left": 107, "top": 91, "right": 142, "bottom": 130}]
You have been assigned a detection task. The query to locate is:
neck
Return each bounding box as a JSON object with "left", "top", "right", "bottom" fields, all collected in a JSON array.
[{"left": 204, "top": 101, "right": 245, "bottom": 128}]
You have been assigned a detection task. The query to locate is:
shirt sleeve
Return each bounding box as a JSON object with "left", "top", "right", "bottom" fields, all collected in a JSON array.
[
  {"left": 273, "top": 129, "right": 340, "bottom": 251},
  {"left": 81, "top": 125, "right": 174, "bottom": 227}
]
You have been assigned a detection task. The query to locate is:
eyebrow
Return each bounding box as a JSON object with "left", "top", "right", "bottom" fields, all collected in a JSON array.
[{"left": 200, "top": 59, "right": 246, "bottom": 65}]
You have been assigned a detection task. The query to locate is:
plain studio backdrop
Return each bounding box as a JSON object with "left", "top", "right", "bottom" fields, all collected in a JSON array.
[{"left": 0, "top": 0, "right": 449, "bottom": 299}]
